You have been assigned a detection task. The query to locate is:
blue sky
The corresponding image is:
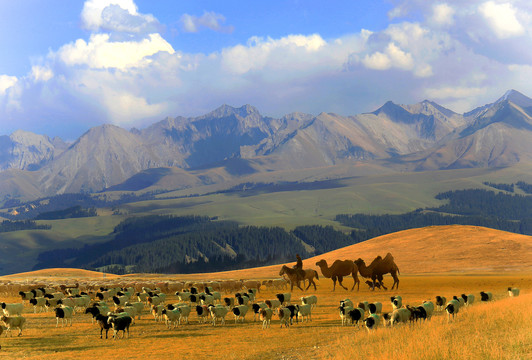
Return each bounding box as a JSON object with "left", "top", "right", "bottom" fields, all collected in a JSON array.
[{"left": 1, "top": 0, "right": 531, "bottom": 139}]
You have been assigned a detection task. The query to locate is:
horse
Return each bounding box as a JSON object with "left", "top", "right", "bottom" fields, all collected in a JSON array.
[
  {"left": 303, "top": 269, "right": 319, "bottom": 291},
  {"left": 279, "top": 265, "right": 304, "bottom": 291}
]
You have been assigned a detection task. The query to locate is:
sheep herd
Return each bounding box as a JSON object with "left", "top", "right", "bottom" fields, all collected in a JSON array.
[{"left": 0, "top": 278, "right": 523, "bottom": 347}]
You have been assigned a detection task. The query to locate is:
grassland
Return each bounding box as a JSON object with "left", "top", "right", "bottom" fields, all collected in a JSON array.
[{"left": 0, "top": 272, "right": 530, "bottom": 359}]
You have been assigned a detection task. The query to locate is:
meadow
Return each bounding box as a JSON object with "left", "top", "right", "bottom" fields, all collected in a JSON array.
[{"left": 0, "top": 271, "right": 530, "bottom": 360}]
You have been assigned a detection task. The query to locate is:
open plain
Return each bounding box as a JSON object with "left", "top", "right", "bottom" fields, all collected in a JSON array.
[{"left": 0, "top": 225, "right": 531, "bottom": 359}]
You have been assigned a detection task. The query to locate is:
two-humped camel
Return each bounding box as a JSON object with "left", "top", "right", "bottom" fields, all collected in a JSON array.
[
  {"left": 315, "top": 259, "right": 360, "bottom": 291},
  {"left": 354, "top": 252, "right": 400, "bottom": 290}
]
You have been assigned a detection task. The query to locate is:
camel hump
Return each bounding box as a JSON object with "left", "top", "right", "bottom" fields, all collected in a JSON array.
[{"left": 384, "top": 253, "right": 394, "bottom": 262}]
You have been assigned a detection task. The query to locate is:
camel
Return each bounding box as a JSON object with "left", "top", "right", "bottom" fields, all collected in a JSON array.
[
  {"left": 279, "top": 265, "right": 304, "bottom": 291},
  {"left": 354, "top": 253, "right": 400, "bottom": 291},
  {"left": 315, "top": 259, "right": 360, "bottom": 291}
]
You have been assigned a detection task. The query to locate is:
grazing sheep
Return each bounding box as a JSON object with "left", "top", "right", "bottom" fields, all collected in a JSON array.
[
  {"left": 136, "top": 292, "right": 149, "bottom": 304},
  {"left": 19, "top": 291, "right": 34, "bottom": 302},
  {"left": 85, "top": 305, "right": 111, "bottom": 323},
  {"left": 339, "top": 299, "right": 354, "bottom": 309},
  {"left": 381, "top": 312, "right": 392, "bottom": 327},
  {"left": 357, "top": 301, "right": 369, "bottom": 313},
  {"left": 259, "top": 308, "right": 273, "bottom": 329},
  {"left": 301, "top": 295, "right": 318, "bottom": 309},
  {"left": 368, "top": 302, "right": 382, "bottom": 315},
  {"left": 45, "top": 298, "right": 61, "bottom": 311},
  {"left": 195, "top": 305, "right": 210, "bottom": 323},
  {"left": 445, "top": 299, "right": 460, "bottom": 322},
  {"left": 236, "top": 293, "right": 251, "bottom": 306},
  {"left": 391, "top": 296, "right": 402, "bottom": 310},
  {"left": 435, "top": 296, "right": 447, "bottom": 311},
  {"left": 161, "top": 308, "right": 181, "bottom": 328},
  {"left": 1, "top": 315, "right": 26, "bottom": 336},
  {"left": 406, "top": 305, "right": 427, "bottom": 322},
  {"left": 265, "top": 299, "right": 281, "bottom": 313},
  {"left": 223, "top": 297, "right": 235, "bottom": 309},
  {"left": 480, "top": 291, "right": 493, "bottom": 302},
  {"left": 347, "top": 308, "right": 365, "bottom": 327},
  {"left": 460, "top": 294, "right": 475, "bottom": 307},
  {"left": 251, "top": 303, "right": 268, "bottom": 322},
  {"left": 390, "top": 308, "right": 411, "bottom": 326},
  {"left": 199, "top": 294, "right": 215, "bottom": 306},
  {"left": 124, "top": 302, "right": 144, "bottom": 320},
  {"left": 278, "top": 307, "right": 291, "bottom": 328},
  {"left": 422, "top": 301, "right": 435, "bottom": 319},
  {"left": 364, "top": 314, "right": 381, "bottom": 332},
  {"left": 55, "top": 306, "right": 74, "bottom": 327},
  {"left": 232, "top": 305, "right": 249, "bottom": 323},
  {"left": 95, "top": 314, "right": 112, "bottom": 339},
  {"left": 113, "top": 295, "right": 129, "bottom": 309},
  {"left": 508, "top": 287, "right": 520, "bottom": 297},
  {"left": 209, "top": 305, "right": 229, "bottom": 326},
  {"left": 1, "top": 303, "right": 23, "bottom": 317},
  {"left": 297, "top": 304, "right": 312, "bottom": 322},
  {"left": 453, "top": 296, "right": 465, "bottom": 309},
  {"left": 339, "top": 305, "right": 355, "bottom": 326},
  {"left": 57, "top": 298, "right": 76, "bottom": 311},
  {"left": 151, "top": 304, "right": 164, "bottom": 322},
  {"left": 108, "top": 314, "right": 132, "bottom": 339},
  {"left": 276, "top": 293, "right": 291, "bottom": 306}
]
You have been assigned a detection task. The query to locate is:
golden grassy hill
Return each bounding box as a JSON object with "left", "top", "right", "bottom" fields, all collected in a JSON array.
[
  {"left": 2, "top": 225, "right": 531, "bottom": 281},
  {"left": 0, "top": 268, "right": 119, "bottom": 281}
]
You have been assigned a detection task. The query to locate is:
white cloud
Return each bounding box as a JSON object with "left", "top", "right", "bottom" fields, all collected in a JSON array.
[
  {"left": 81, "top": 0, "right": 158, "bottom": 34},
  {"left": 180, "top": 11, "right": 234, "bottom": 33},
  {"left": 0, "top": 75, "right": 17, "bottom": 95},
  {"left": 57, "top": 33, "right": 174, "bottom": 69},
  {"left": 431, "top": 3, "right": 455, "bottom": 25},
  {"left": 479, "top": 1, "right": 525, "bottom": 39},
  {"left": 31, "top": 66, "right": 54, "bottom": 82}
]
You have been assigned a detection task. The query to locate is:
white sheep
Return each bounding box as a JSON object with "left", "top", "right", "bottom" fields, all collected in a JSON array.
[
  {"left": 391, "top": 296, "right": 402, "bottom": 310},
  {"left": 508, "top": 287, "right": 520, "bottom": 297},
  {"left": 29, "top": 297, "right": 47, "bottom": 313},
  {"left": 340, "top": 299, "right": 354, "bottom": 309},
  {"left": 422, "top": 301, "right": 435, "bottom": 319},
  {"left": 460, "top": 294, "right": 475, "bottom": 307},
  {"left": 124, "top": 302, "right": 144, "bottom": 320},
  {"left": 232, "top": 305, "right": 249, "bottom": 323},
  {"left": 390, "top": 308, "right": 411, "bottom": 326},
  {"left": 364, "top": 314, "right": 381, "bottom": 332},
  {"left": 453, "top": 296, "right": 465, "bottom": 309},
  {"left": 445, "top": 299, "right": 460, "bottom": 322},
  {"left": 161, "top": 308, "right": 180, "bottom": 329},
  {"left": 265, "top": 299, "right": 281, "bottom": 313},
  {"left": 435, "top": 296, "right": 447, "bottom": 311},
  {"left": 251, "top": 302, "right": 268, "bottom": 322},
  {"left": 55, "top": 305, "right": 74, "bottom": 327},
  {"left": 297, "top": 304, "right": 312, "bottom": 322},
  {"left": 1, "top": 303, "right": 24, "bottom": 316},
  {"left": 209, "top": 305, "right": 229, "bottom": 326},
  {"left": 301, "top": 295, "right": 318, "bottom": 309},
  {"left": 339, "top": 305, "right": 354, "bottom": 326},
  {"left": 357, "top": 301, "right": 369, "bottom": 313},
  {"left": 480, "top": 291, "right": 493, "bottom": 302},
  {"left": 1, "top": 315, "right": 26, "bottom": 336},
  {"left": 278, "top": 307, "right": 291, "bottom": 328},
  {"left": 368, "top": 302, "right": 382, "bottom": 314},
  {"left": 276, "top": 293, "right": 291, "bottom": 306},
  {"left": 347, "top": 308, "right": 365, "bottom": 328},
  {"left": 151, "top": 304, "right": 164, "bottom": 322}
]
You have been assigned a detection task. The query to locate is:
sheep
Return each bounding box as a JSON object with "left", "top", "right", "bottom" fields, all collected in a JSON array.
[
  {"left": 247, "top": 288, "right": 258, "bottom": 298},
  {"left": 124, "top": 302, "right": 144, "bottom": 320},
  {"left": 278, "top": 307, "right": 291, "bottom": 328},
  {"left": 195, "top": 305, "right": 210, "bottom": 323},
  {"left": 422, "top": 301, "right": 435, "bottom": 319},
  {"left": 176, "top": 291, "right": 192, "bottom": 302},
  {"left": 445, "top": 299, "right": 460, "bottom": 322},
  {"left": 151, "top": 304, "right": 164, "bottom": 322},
  {"left": 108, "top": 314, "right": 132, "bottom": 339},
  {"left": 364, "top": 314, "right": 381, "bottom": 332},
  {"left": 137, "top": 292, "right": 149, "bottom": 304},
  {"left": 223, "top": 297, "right": 235, "bottom": 309},
  {"left": 1, "top": 315, "right": 25, "bottom": 336},
  {"left": 148, "top": 293, "right": 166, "bottom": 307},
  {"left": 406, "top": 305, "right": 427, "bottom": 322},
  {"left": 206, "top": 289, "right": 222, "bottom": 303},
  {"left": 55, "top": 306, "right": 74, "bottom": 327},
  {"left": 72, "top": 294, "right": 91, "bottom": 312},
  {"left": 297, "top": 304, "right": 312, "bottom": 322},
  {"left": 115, "top": 306, "right": 138, "bottom": 324},
  {"left": 508, "top": 287, "right": 520, "bottom": 297},
  {"left": 391, "top": 296, "right": 402, "bottom": 310},
  {"left": 232, "top": 305, "right": 249, "bottom": 323},
  {"left": 276, "top": 293, "right": 291, "bottom": 306},
  {"left": 346, "top": 308, "right": 365, "bottom": 328},
  {"left": 165, "top": 304, "right": 191, "bottom": 324},
  {"left": 301, "top": 295, "right": 318, "bottom": 309},
  {"left": 265, "top": 299, "right": 281, "bottom": 313},
  {"left": 188, "top": 294, "right": 200, "bottom": 307},
  {"left": 251, "top": 303, "right": 268, "bottom": 322},
  {"left": 19, "top": 291, "right": 34, "bottom": 302},
  {"left": 460, "top": 294, "right": 475, "bottom": 307},
  {"left": 112, "top": 295, "right": 129, "bottom": 309},
  {"left": 390, "top": 308, "right": 411, "bottom": 326},
  {"left": 357, "top": 301, "right": 369, "bottom": 313},
  {"left": 236, "top": 293, "right": 250, "bottom": 306},
  {"left": 453, "top": 296, "right": 465, "bottom": 309},
  {"left": 199, "top": 294, "right": 215, "bottom": 306},
  {"left": 340, "top": 299, "right": 354, "bottom": 309},
  {"left": 85, "top": 305, "right": 111, "bottom": 323},
  {"left": 339, "top": 305, "right": 355, "bottom": 326},
  {"left": 161, "top": 308, "right": 181, "bottom": 329},
  {"left": 285, "top": 305, "right": 299, "bottom": 325},
  {"left": 94, "top": 314, "right": 112, "bottom": 339},
  {"left": 57, "top": 298, "right": 76, "bottom": 311},
  {"left": 259, "top": 308, "right": 273, "bottom": 329},
  {"left": 368, "top": 302, "right": 382, "bottom": 315},
  {"left": 45, "top": 298, "right": 61, "bottom": 311},
  {"left": 381, "top": 312, "right": 392, "bottom": 327},
  {"left": 1, "top": 303, "right": 23, "bottom": 316},
  {"left": 480, "top": 291, "right": 493, "bottom": 302},
  {"left": 435, "top": 296, "right": 447, "bottom": 311},
  {"left": 209, "top": 305, "right": 229, "bottom": 326}
]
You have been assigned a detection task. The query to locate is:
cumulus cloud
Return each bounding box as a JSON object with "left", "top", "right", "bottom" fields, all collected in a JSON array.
[
  {"left": 57, "top": 33, "right": 174, "bottom": 69},
  {"left": 431, "top": 3, "right": 455, "bottom": 25},
  {"left": 479, "top": 1, "right": 525, "bottom": 39},
  {"left": 31, "top": 66, "right": 54, "bottom": 82},
  {"left": 0, "top": 75, "right": 17, "bottom": 95},
  {"left": 180, "top": 11, "right": 234, "bottom": 33},
  {"left": 81, "top": 0, "right": 159, "bottom": 34}
]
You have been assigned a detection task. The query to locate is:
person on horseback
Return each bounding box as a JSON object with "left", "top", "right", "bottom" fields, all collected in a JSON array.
[{"left": 293, "top": 254, "right": 306, "bottom": 288}]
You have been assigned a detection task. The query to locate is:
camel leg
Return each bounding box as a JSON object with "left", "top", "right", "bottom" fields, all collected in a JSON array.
[
  {"left": 338, "top": 276, "right": 348, "bottom": 291},
  {"left": 391, "top": 272, "right": 399, "bottom": 290},
  {"left": 332, "top": 276, "right": 337, "bottom": 291},
  {"left": 350, "top": 273, "right": 360, "bottom": 291}
]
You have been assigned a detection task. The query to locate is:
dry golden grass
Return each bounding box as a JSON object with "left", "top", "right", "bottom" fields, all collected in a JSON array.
[{"left": 0, "top": 274, "right": 530, "bottom": 359}]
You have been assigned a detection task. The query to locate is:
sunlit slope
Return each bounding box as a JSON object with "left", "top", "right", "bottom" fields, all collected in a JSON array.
[{"left": 175, "top": 225, "right": 532, "bottom": 280}]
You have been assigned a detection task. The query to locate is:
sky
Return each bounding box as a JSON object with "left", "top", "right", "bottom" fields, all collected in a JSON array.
[{"left": 1, "top": 0, "right": 531, "bottom": 139}]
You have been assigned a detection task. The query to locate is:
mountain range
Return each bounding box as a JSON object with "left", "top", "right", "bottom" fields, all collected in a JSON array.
[{"left": 1, "top": 89, "right": 532, "bottom": 203}]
